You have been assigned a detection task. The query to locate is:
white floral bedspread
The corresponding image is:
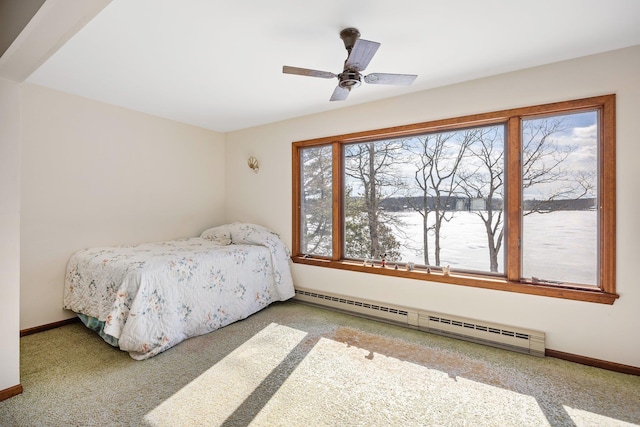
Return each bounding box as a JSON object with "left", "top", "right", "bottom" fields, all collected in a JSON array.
[{"left": 64, "top": 224, "right": 294, "bottom": 360}]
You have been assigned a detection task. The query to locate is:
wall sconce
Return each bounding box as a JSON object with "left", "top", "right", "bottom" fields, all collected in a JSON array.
[{"left": 247, "top": 156, "right": 259, "bottom": 173}]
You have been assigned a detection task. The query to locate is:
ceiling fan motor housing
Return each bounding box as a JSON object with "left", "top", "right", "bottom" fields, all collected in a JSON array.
[{"left": 338, "top": 71, "right": 362, "bottom": 89}]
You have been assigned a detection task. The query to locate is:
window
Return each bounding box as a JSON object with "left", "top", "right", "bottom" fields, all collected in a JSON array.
[
  {"left": 300, "top": 144, "right": 333, "bottom": 257},
  {"left": 292, "top": 95, "right": 617, "bottom": 304},
  {"left": 520, "top": 111, "right": 599, "bottom": 286}
]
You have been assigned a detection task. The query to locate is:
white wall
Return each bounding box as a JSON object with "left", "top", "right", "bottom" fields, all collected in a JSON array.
[
  {"left": 20, "top": 84, "right": 226, "bottom": 329},
  {"left": 0, "top": 78, "right": 21, "bottom": 391},
  {"left": 225, "top": 45, "right": 640, "bottom": 368}
]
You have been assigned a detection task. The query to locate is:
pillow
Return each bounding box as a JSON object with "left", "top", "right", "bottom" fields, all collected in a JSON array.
[
  {"left": 228, "top": 223, "right": 284, "bottom": 247},
  {"left": 200, "top": 224, "right": 232, "bottom": 245}
]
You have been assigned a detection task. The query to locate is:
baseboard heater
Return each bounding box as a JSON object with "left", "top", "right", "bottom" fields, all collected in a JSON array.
[{"left": 294, "top": 288, "right": 545, "bottom": 357}]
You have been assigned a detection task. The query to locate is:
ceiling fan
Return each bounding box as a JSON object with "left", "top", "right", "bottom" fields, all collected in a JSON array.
[{"left": 282, "top": 28, "right": 418, "bottom": 101}]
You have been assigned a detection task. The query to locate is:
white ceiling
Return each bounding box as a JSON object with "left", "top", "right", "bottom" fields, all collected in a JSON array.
[{"left": 20, "top": 0, "right": 640, "bottom": 132}]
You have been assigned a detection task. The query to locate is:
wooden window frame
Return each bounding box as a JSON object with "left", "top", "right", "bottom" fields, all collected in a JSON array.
[{"left": 292, "top": 95, "right": 617, "bottom": 304}]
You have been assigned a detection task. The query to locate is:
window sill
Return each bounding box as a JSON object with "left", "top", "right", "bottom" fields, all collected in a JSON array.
[{"left": 291, "top": 256, "right": 619, "bottom": 305}]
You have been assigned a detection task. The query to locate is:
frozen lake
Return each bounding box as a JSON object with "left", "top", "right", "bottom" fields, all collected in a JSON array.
[{"left": 391, "top": 210, "right": 597, "bottom": 285}]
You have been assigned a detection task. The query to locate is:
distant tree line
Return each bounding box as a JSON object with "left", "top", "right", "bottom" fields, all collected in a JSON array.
[{"left": 371, "top": 196, "right": 596, "bottom": 212}]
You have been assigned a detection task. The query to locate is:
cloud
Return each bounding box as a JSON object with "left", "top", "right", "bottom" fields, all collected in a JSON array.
[{"left": 572, "top": 123, "right": 597, "bottom": 143}]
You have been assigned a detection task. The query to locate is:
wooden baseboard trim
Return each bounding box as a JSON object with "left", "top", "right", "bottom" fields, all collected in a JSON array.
[
  {"left": 546, "top": 349, "right": 640, "bottom": 376},
  {"left": 0, "top": 384, "right": 23, "bottom": 402},
  {"left": 20, "top": 317, "right": 80, "bottom": 337}
]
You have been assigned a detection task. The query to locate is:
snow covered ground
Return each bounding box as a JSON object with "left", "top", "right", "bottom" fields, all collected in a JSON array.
[{"left": 392, "top": 210, "right": 597, "bottom": 285}]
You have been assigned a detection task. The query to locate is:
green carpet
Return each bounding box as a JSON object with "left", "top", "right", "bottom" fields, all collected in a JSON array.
[{"left": 1, "top": 301, "right": 639, "bottom": 426}]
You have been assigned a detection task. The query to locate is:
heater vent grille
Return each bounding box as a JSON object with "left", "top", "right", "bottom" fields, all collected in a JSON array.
[
  {"left": 293, "top": 288, "right": 545, "bottom": 357},
  {"left": 295, "top": 289, "right": 409, "bottom": 319},
  {"left": 421, "top": 312, "right": 545, "bottom": 357},
  {"left": 428, "top": 315, "right": 529, "bottom": 341}
]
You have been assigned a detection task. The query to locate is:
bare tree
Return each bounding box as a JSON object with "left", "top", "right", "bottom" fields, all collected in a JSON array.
[
  {"left": 522, "top": 118, "right": 593, "bottom": 213},
  {"left": 522, "top": 119, "right": 569, "bottom": 212},
  {"left": 458, "top": 126, "right": 505, "bottom": 272},
  {"left": 458, "top": 117, "right": 592, "bottom": 272},
  {"left": 344, "top": 140, "right": 405, "bottom": 260},
  {"left": 405, "top": 131, "right": 473, "bottom": 266}
]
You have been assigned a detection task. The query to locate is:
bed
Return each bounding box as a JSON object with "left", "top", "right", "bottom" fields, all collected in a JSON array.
[{"left": 63, "top": 223, "right": 295, "bottom": 360}]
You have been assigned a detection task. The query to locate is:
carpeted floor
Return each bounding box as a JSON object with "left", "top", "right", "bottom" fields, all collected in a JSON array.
[{"left": 1, "top": 300, "right": 639, "bottom": 426}]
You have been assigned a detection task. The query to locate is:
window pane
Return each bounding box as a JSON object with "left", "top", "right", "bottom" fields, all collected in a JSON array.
[
  {"left": 343, "top": 140, "right": 404, "bottom": 261},
  {"left": 343, "top": 125, "right": 505, "bottom": 274},
  {"left": 300, "top": 145, "right": 333, "bottom": 257},
  {"left": 521, "top": 111, "right": 599, "bottom": 285}
]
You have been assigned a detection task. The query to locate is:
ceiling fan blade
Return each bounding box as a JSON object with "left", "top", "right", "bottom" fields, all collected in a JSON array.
[
  {"left": 345, "top": 39, "right": 380, "bottom": 71},
  {"left": 330, "top": 86, "right": 350, "bottom": 101},
  {"left": 364, "top": 73, "right": 417, "bottom": 86},
  {"left": 282, "top": 66, "right": 336, "bottom": 79}
]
